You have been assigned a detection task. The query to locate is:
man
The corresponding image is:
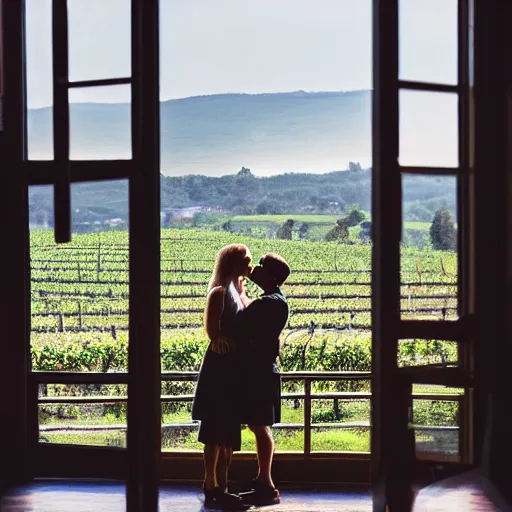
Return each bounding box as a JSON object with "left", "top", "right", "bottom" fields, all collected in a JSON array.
[{"left": 234, "top": 253, "right": 291, "bottom": 506}]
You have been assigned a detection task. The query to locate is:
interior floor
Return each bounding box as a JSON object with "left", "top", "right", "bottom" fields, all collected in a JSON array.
[
  {"left": 0, "top": 471, "right": 505, "bottom": 512},
  {"left": 0, "top": 480, "right": 371, "bottom": 512}
]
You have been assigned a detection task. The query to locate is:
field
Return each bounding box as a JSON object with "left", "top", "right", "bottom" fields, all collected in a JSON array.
[
  {"left": 204, "top": 214, "right": 434, "bottom": 243},
  {"left": 230, "top": 214, "right": 429, "bottom": 232},
  {"left": 31, "top": 228, "right": 460, "bottom": 454}
]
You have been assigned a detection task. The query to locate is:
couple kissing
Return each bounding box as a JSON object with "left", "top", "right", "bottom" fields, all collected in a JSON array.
[{"left": 192, "top": 244, "right": 291, "bottom": 509}]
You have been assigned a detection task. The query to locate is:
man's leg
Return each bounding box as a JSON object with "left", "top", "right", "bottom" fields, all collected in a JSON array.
[
  {"left": 248, "top": 425, "right": 275, "bottom": 488},
  {"left": 239, "top": 425, "right": 280, "bottom": 506},
  {"left": 216, "top": 445, "right": 233, "bottom": 490}
]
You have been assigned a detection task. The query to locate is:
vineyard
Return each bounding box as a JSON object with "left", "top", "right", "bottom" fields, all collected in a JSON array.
[
  {"left": 30, "top": 228, "right": 460, "bottom": 453},
  {"left": 30, "top": 228, "right": 458, "bottom": 335}
]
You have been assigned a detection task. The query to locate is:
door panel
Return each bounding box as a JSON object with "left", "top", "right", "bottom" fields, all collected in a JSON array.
[{"left": 371, "top": 0, "right": 474, "bottom": 509}]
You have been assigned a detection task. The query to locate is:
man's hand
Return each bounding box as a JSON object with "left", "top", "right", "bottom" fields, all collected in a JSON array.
[
  {"left": 211, "top": 335, "right": 232, "bottom": 355},
  {"left": 237, "top": 277, "right": 253, "bottom": 307},
  {"left": 236, "top": 276, "right": 246, "bottom": 294}
]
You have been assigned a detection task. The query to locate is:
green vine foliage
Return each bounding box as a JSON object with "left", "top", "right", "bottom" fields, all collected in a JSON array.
[{"left": 33, "top": 328, "right": 459, "bottom": 427}]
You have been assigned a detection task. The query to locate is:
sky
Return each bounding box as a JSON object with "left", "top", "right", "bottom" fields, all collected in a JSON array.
[{"left": 25, "top": 0, "right": 458, "bottom": 109}]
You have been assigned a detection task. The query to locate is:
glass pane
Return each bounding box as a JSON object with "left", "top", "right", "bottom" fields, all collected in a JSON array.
[
  {"left": 26, "top": 0, "right": 54, "bottom": 160},
  {"left": 161, "top": 377, "right": 199, "bottom": 452},
  {"left": 280, "top": 330, "right": 372, "bottom": 372},
  {"left": 30, "top": 181, "right": 129, "bottom": 373},
  {"left": 272, "top": 399, "right": 304, "bottom": 453},
  {"left": 311, "top": 399, "right": 370, "bottom": 452},
  {"left": 399, "top": 0, "right": 458, "bottom": 85},
  {"left": 398, "top": 339, "right": 459, "bottom": 367},
  {"left": 161, "top": 402, "right": 201, "bottom": 452},
  {"left": 38, "top": 384, "right": 127, "bottom": 447},
  {"left": 68, "top": 0, "right": 131, "bottom": 82},
  {"left": 69, "top": 85, "right": 132, "bottom": 160},
  {"left": 311, "top": 380, "right": 371, "bottom": 394},
  {"left": 401, "top": 175, "right": 458, "bottom": 320},
  {"left": 413, "top": 391, "right": 461, "bottom": 456},
  {"left": 399, "top": 91, "right": 458, "bottom": 168}
]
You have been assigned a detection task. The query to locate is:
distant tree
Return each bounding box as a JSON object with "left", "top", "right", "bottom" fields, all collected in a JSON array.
[
  {"left": 325, "top": 218, "right": 350, "bottom": 242},
  {"left": 191, "top": 212, "right": 203, "bottom": 227},
  {"left": 235, "top": 166, "right": 259, "bottom": 196},
  {"left": 430, "top": 208, "right": 457, "bottom": 251},
  {"left": 277, "top": 219, "right": 294, "bottom": 240},
  {"left": 221, "top": 220, "right": 233, "bottom": 233},
  {"left": 256, "top": 200, "right": 281, "bottom": 215},
  {"left": 316, "top": 197, "right": 330, "bottom": 211},
  {"left": 29, "top": 191, "right": 52, "bottom": 227},
  {"left": 345, "top": 205, "right": 366, "bottom": 227},
  {"left": 348, "top": 161, "right": 363, "bottom": 173},
  {"left": 298, "top": 222, "right": 309, "bottom": 240},
  {"left": 403, "top": 229, "right": 428, "bottom": 249},
  {"left": 237, "top": 166, "right": 253, "bottom": 177},
  {"left": 359, "top": 221, "right": 372, "bottom": 243},
  {"left": 405, "top": 202, "right": 434, "bottom": 222}
]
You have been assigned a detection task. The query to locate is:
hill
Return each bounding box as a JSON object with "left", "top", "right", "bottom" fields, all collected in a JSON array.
[
  {"left": 28, "top": 90, "right": 371, "bottom": 176},
  {"left": 27, "top": 91, "right": 456, "bottom": 229}
]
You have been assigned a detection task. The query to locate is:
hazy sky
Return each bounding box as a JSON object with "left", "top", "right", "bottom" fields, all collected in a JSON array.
[{"left": 26, "top": 0, "right": 458, "bottom": 109}]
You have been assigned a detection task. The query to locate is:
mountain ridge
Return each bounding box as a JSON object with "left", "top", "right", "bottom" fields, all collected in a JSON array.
[{"left": 27, "top": 89, "right": 372, "bottom": 175}]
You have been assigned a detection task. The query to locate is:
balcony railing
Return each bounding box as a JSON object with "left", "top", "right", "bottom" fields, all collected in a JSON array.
[{"left": 31, "top": 370, "right": 463, "bottom": 459}]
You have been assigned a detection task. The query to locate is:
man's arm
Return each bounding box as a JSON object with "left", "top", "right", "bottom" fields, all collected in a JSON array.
[{"left": 233, "top": 296, "right": 267, "bottom": 343}]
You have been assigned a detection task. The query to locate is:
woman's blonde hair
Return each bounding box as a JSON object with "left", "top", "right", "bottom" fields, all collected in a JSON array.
[{"left": 207, "top": 243, "right": 251, "bottom": 292}]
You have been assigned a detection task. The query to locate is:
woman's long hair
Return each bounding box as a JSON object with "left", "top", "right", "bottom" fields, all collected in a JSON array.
[{"left": 207, "top": 243, "right": 250, "bottom": 292}]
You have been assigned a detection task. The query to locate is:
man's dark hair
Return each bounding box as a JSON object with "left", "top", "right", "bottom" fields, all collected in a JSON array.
[{"left": 261, "top": 253, "right": 291, "bottom": 286}]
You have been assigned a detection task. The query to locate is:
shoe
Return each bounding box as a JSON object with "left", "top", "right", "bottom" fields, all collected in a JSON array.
[
  {"left": 239, "top": 485, "right": 280, "bottom": 506},
  {"left": 203, "top": 486, "right": 250, "bottom": 510}
]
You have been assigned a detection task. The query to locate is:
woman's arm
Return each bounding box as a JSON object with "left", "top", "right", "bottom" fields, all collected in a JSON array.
[{"left": 204, "top": 286, "right": 230, "bottom": 354}]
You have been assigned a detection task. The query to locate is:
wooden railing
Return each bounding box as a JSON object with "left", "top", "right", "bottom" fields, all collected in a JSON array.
[{"left": 31, "top": 370, "right": 464, "bottom": 457}]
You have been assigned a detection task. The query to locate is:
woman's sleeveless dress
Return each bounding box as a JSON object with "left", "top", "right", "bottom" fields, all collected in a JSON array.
[{"left": 191, "top": 281, "right": 244, "bottom": 423}]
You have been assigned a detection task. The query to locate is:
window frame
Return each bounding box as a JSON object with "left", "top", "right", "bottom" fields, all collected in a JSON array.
[{"left": 0, "top": 0, "right": 477, "bottom": 503}]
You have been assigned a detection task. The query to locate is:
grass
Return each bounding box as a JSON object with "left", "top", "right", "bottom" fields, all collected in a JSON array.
[
  {"left": 231, "top": 216, "right": 432, "bottom": 231},
  {"left": 39, "top": 401, "right": 373, "bottom": 452},
  {"left": 404, "top": 221, "right": 431, "bottom": 231},
  {"left": 42, "top": 426, "right": 371, "bottom": 453},
  {"left": 38, "top": 387, "right": 458, "bottom": 452}
]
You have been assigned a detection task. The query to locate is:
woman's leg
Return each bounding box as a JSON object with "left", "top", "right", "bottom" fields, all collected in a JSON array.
[
  {"left": 249, "top": 425, "right": 275, "bottom": 488},
  {"left": 203, "top": 443, "right": 220, "bottom": 489}
]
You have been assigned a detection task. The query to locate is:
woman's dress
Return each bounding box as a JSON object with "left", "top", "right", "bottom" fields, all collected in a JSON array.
[{"left": 191, "top": 281, "right": 244, "bottom": 423}]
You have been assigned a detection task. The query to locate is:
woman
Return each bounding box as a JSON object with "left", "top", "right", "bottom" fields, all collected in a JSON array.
[{"left": 191, "top": 243, "right": 252, "bottom": 509}]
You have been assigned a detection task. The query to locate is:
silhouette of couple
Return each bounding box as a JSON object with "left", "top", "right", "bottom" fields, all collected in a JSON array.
[{"left": 192, "top": 244, "right": 291, "bottom": 509}]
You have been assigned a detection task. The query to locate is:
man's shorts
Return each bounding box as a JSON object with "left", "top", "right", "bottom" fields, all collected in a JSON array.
[
  {"left": 241, "top": 398, "right": 281, "bottom": 427},
  {"left": 197, "top": 418, "right": 241, "bottom": 451},
  {"left": 241, "top": 372, "right": 282, "bottom": 427}
]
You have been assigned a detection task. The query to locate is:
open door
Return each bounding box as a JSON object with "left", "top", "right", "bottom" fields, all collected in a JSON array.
[
  {"left": 371, "top": 0, "right": 475, "bottom": 509},
  {"left": 1, "top": 0, "right": 161, "bottom": 510}
]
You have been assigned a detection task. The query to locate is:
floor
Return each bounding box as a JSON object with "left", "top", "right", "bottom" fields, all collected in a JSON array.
[
  {"left": 0, "top": 481, "right": 371, "bottom": 512},
  {"left": 0, "top": 472, "right": 506, "bottom": 512},
  {"left": 412, "top": 470, "right": 509, "bottom": 512}
]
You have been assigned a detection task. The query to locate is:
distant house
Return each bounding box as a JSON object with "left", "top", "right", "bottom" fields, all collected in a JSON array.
[
  {"left": 161, "top": 205, "right": 226, "bottom": 227},
  {"left": 105, "top": 218, "right": 125, "bottom": 228}
]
